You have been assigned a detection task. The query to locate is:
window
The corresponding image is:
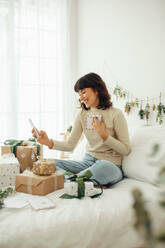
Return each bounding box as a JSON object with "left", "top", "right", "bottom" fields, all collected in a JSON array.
[{"left": 0, "top": 0, "right": 74, "bottom": 157}]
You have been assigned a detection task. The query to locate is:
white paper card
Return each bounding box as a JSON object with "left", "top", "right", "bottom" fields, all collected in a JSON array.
[
  {"left": 86, "top": 114, "right": 102, "bottom": 130},
  {"left": 28, "top": 197, "right": 56, "bottom": 210},
  {"left": 4, "top": 195, "right": 29, "bottom": 208}
]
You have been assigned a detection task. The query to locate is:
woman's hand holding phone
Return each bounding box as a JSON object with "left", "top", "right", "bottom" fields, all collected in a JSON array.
[
  {"left": 29, "top": 119, "right": 54, "bottom": 149},
  {"left": 32, "top": 129, "right": 54, "bottom": 149}
]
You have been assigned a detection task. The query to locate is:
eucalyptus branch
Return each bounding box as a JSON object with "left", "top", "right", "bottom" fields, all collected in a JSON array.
[
  {"left": 0, "top": 187, "right": 15, "bottom": 209},
  {"left": 132, "top": 189, "right": 155, "bottom": 248}
]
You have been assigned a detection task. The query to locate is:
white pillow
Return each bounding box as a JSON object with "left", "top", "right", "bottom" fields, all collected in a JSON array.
[{"left": 122, "top": 126, "right": 165, "bottom": 185}]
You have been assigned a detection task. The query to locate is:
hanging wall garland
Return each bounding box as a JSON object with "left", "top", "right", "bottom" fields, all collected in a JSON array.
[
  {"left": 103, "top": 61, "right": 165, "bottom": 125},
  {"left": 113, "top": 86, "right": 165, "bottom": 125}
]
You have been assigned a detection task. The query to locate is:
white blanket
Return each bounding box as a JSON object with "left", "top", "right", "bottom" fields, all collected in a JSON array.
[{"left": 0, "top": 179, "right": 160, "bottom": 248}]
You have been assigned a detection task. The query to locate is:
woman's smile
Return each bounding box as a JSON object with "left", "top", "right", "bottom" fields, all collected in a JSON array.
[{"left": 79, "top": 88, "right": 99, "bottom": 108}]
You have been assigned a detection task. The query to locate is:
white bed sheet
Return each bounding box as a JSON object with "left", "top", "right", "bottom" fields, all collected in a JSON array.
[{"left": 0, "top": 178, "right": 160, "bottom": 248}]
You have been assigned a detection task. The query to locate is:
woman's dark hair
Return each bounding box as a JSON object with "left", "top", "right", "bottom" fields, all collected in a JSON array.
[{"left": 74, "top": 72, "right": 113, "bottom": 110}]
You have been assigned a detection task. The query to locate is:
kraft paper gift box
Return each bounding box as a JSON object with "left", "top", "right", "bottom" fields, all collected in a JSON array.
[
  {"left": 1, "top": 145, "right": 11, "bottom": 155},
  {"left": 16, "top": 146, "right": 38, "bottom": 172},
  {"left": 0, "top": 154, "right": 20, "bottom": 190},
  {"left": 15, "top": 170, "right": 64, "bottom": 196},
  {"left": 1, "top": 145, "right": 38, "bottom": 172}
]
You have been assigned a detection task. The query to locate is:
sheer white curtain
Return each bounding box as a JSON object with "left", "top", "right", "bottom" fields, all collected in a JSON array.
[{"left": 0, "top": 0, "right": 74, "bottom": 156}]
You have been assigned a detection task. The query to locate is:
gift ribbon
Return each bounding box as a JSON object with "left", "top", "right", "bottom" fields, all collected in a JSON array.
[
  {"left": 60, "top": 170, "right": 103, "bottom": 199},
  {"left": 4, "top": 140, "right": 23, "bottom": 157},
  {"left": 54, "top": 174, "right": 58, "bottom": 189},
  {"left": 4, "top": 138, "right": 40, "bottom": 157},
  {"left": 28, "top": 138, "right": 41, "bottom": 156},
  {"left": 27, "top": 176, "right": 33, "bottom": 194},
  {"left": 54, "top": 171, "right": 64, "bottom": 189}
]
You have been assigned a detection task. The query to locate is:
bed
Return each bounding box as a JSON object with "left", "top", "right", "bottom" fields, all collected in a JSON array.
[
  {"left": 0, "top": 126, "right": 165, "bottom": 248},
  {"left": 0, "top": 178, "right": 161, "bottom": 248}
]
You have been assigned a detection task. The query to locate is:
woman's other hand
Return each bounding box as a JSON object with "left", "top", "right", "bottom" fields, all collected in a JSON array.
[{"left": 32, "top": 129, "right": 54, "bottom": 148}]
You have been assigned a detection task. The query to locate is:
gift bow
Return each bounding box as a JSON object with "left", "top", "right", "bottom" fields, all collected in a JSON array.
[
  {"left": 60, "top": 170, "right": 103, "bottom": 199},
  {"left": 4, "top": 138, "right": 40, "bottom": 157}
]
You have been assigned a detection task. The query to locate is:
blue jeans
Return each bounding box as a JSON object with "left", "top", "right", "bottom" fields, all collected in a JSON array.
[{"left": 55, "top": 153, "right": 123, "bottom": 186}]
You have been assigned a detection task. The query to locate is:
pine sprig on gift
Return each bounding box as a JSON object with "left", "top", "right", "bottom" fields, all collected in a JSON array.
[{"left": 0, "top": 187, "right": 15, "bottom": 209}]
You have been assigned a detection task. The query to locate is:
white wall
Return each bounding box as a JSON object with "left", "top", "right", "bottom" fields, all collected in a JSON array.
[{"left": 75, "top": 0, "right": 165, "bottom": 128}]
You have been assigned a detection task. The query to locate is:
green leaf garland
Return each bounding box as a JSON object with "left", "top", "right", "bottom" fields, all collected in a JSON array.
[{"left": 112, "top": 86, "right": 165, "bottom": 124}]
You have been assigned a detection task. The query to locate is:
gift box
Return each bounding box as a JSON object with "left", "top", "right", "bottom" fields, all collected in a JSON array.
[
  {"left": 2, "top": 145, "right": 38, "bottom": 172},
  {"left": 16, "top": 146, "right": 38, "bottom": 172},
  {"left": 64, "top": 181, "right": 99, "bottom": 197},
  {"left": 1, "top": 145, "right": 12, "bottom": 155},
  {"left": 0, "top": 154, "right": 20, "bottom": 190},
  {"left": 1, "top": 140, "right": 43, "bottom": 172},
  {"left": 15, "top": 170, "right": 64, "bottom": 196},
  {"left": 32, "top": 159, "right": 56, "bottom": 176}
]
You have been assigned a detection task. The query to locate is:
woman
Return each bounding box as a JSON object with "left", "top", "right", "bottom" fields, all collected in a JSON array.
[{"left": 32, "top": 72, "right": 131, "bottom": 186}]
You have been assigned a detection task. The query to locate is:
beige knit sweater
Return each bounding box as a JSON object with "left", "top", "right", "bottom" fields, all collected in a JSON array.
[{"left": 52, "top": 107, "right": 131, "bottom": 165}]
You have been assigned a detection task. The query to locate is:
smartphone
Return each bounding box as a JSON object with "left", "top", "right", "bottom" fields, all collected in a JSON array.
[{"left": 28, "top": 118, "right": 39, "bottom": 138}]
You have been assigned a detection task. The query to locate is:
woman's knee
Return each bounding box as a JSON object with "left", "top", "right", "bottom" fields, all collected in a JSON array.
[
  {"left": 91, "top": 160, "right": 116, "bottom": 172},
  {"left": 90, "top": 160, "right": 123, "bottom": 185}
]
